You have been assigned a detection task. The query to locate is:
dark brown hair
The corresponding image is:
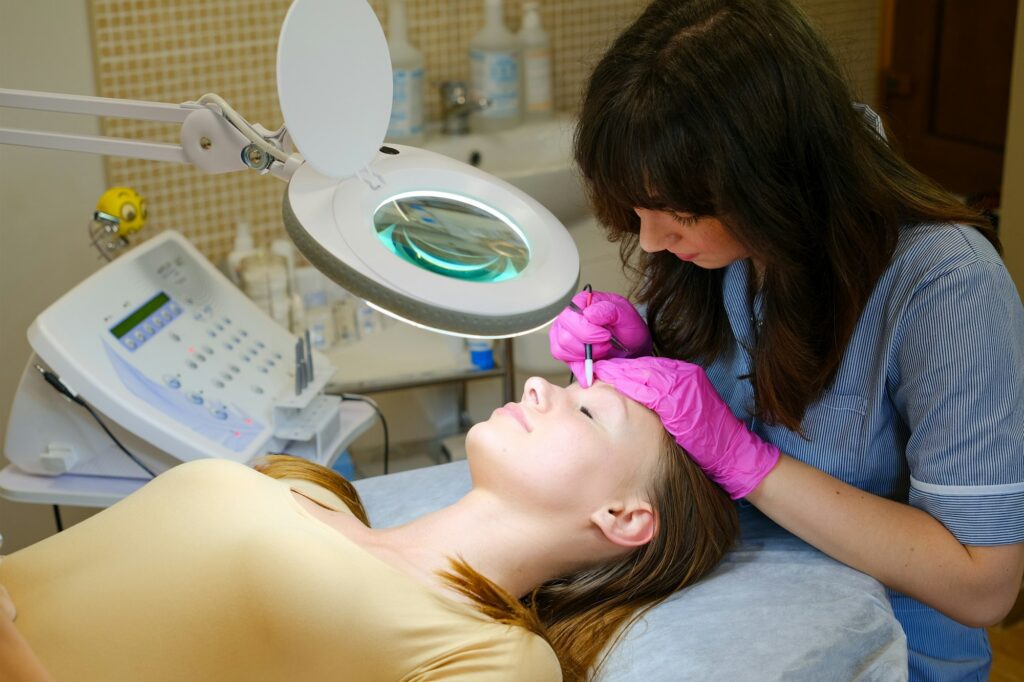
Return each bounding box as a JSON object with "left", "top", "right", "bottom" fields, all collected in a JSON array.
[
  {"left": 255, "top": 435, "right": 738, "bottom": 682},
  {"left": 574, "top": 0, "right": 998, "bottom": 430}
]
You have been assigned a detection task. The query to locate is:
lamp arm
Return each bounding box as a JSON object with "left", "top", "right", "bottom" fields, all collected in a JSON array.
[{"left": 0, "top": 88, "right": 301, "bottom": 180}]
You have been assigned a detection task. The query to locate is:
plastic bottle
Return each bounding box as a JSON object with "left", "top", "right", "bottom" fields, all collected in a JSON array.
[
  {"left": 295, "top": 266, "right": 336, "bottom": 350},
  {"left": 467, "top": 338, "right": 495, "bottom": 369},
  {"left": 270, "top": 238, "right": 304, "bottom": 333},
  {"left": 222, "top": 222, "right": 260, "bottom": 287},
  {"left": 518, "top": 1, "right": 553, "bottom": 121},
  {"left": 240, "top": 251, "right": 291, "bottom": 330},
  {"left": 324, "top": 279, "right": 359, "bottom": 346},
  {"left": 385, "top": 0, "right": 425, "bottom": 144},
  {"left": 469, "top": 0, "right": 522, "bottom": 132}
]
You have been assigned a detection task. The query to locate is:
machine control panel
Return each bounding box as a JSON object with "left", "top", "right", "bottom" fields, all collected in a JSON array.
[{"left": 25, "top": 230, "right": 334, "bottom": 467}]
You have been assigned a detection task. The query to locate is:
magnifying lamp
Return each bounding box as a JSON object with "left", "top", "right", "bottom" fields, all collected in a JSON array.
[{"left": 0, "top": 0, "right": 580, "bottom": 339}]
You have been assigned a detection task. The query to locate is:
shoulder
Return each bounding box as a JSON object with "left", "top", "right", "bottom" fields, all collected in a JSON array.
[
  {"left": 154, "top": 458, "right": 259, "bottom": 487},
  {"left": 889, "top": 222, "right": 1004, "bottom": 285},
  {"left": 424, "top": 623, "right": 561, "bottom": 680},
  {"left": 503, "top": 629, "right": 561, "bottom": 680}
]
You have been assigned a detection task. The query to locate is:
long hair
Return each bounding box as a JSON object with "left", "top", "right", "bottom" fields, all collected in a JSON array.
[
  {"left": 438, "top": 431, "right": 737, "bottom": 681},
  {"left": 574, "top": 0, "right": 998, "bottom": 431},
  {"left": 254, "top": 440, "right": 738, "bottom": 682}
]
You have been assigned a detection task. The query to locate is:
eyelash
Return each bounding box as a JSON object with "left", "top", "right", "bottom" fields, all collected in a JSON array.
[
  {"left": 580, "top": 406, "right": 594, "bottom": 420},
  {"left": 670, "top": 212, "right": 698, "bottom": 226}
]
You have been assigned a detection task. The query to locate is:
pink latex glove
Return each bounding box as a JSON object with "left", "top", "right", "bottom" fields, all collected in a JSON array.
[
  {"left": 548, "top": 291, "right": 653, "bottom": 374},
  {"left": 593, "top": 357, "right": 780, "bottom": 499}
]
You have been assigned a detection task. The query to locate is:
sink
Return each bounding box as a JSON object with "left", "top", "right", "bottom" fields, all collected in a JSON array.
[{"left": 419, "top": 114, "right": 590, "bottom": 226}]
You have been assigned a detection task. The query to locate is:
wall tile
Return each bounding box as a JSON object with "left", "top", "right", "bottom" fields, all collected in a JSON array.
[{"left": 90, "top": 0, "right": 878, "bottom": 262}]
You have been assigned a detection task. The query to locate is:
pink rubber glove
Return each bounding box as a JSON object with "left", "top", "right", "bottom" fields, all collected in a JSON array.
[
  {"left": 548, "top": 291, "right": 653, "bottom": 372},
  {"left": 593, "top": 357, "right": 780, "bottom": 499}
]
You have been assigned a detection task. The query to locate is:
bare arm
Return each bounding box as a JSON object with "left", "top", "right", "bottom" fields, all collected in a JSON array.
[
  {"left": 747, "top": 455, "right": 1024, "bottom": 627},
  {"left": 0, "top": 585, "right": 55, "bottom": 682}
]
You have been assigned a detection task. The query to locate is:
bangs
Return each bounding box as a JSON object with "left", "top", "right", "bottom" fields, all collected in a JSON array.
[{"left": 574, "top": 74, "right": 718, "bottom": 234}]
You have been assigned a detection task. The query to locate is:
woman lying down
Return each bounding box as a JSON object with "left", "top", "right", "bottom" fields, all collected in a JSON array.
[{"left": 0, "top": 358, "right": 738, "bottom": 681}]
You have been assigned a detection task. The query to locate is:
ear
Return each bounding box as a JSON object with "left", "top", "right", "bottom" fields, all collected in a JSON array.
[{"left": 590, "top": 500, "right": 657, "bottom": 548}]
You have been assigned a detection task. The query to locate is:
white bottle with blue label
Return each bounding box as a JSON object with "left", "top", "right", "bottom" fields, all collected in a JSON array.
[
  {"left": 469, "top": 0, "right": 522, "bottom": 132},
  {"left": 385, "top": 0, "right": 425, "bottom": 144}
]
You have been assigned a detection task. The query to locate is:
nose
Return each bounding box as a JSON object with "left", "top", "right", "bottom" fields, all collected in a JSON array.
[
  {"left": 521, "top": 376, "right": 554, "bottom": 412},
  {"left": 635, "top": 208, "right": 676, "bottom": 253}
]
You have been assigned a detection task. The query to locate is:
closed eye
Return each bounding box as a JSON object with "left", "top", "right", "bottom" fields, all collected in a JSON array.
[
  {"left": 580, "top": 406, "right": 594, "bottom": 420},
  {"left": 670, "top": 212, "right": 698, "bottom": 226}
]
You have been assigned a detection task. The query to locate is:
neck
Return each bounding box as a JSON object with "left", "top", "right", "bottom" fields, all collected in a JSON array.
[{"left": 371, "top": 492, "right": 591, "bottom": 600}]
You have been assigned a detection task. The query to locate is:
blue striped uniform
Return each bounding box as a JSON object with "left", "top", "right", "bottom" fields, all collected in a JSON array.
[{"left": 702, "top": 221, "right": 1024, "bottom": 681}]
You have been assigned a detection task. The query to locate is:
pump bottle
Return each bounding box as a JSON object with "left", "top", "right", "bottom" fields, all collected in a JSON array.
[
  {"left": 385, "top": 0, "right": 425, "bottom": 144},
  {"left": 519, "top": 2, "right": 553, "bottom": 121},
  {"left": 469, "top": 0, "right": 522, "bottom": 132}
]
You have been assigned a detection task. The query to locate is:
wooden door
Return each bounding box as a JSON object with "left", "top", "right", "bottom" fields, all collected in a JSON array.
[{"left": 880, "top": 0, "right": 1019, "bottom": 200}]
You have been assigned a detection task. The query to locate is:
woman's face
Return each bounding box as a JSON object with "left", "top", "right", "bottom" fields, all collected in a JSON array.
[
  {"left": 634, "top": 208, "right": 750, "bottom": 269},
  {"left": 466, "top": 377, "right": 664, "bottom": 516}
]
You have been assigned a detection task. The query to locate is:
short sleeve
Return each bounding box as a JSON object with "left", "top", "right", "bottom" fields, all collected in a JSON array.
[
  {"left": 892, "top": 257, "right": 1024, "bottom": 544},
  {"left": 410, "top": 630, "right": 562, "bottom": 681}
]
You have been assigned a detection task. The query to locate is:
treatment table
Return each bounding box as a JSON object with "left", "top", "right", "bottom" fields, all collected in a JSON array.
[{"left": 354, "top": 460, "right": 908, "bottom": 681}]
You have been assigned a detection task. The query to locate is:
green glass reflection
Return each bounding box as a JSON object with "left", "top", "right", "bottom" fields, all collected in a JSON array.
[{"left": 373, "top": 193, "right": 530, "bottom": 282}]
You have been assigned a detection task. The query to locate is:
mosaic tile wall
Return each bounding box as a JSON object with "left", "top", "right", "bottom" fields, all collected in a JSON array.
[{"left": 90, "top": 0, "right": 880, "bottom": 263}]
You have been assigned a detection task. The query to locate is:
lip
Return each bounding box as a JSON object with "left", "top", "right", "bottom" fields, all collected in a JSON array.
[
  {"left": 497, "top": 402, "right": 531, "bottom": 432},
  {"left": 673, "top": 252, "right": 698, "bottom": 261}
]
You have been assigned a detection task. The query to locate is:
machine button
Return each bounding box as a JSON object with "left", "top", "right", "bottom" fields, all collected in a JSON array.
[
  {"left": 125, "top": 339, "right": 136, "bottom": 349},
  {"left": 163, "top": 375, "right": 181, "bottom": 389},
  {"left": 134, "top": 330, "right": 146, "bottom": 341},
  {"left": 239, "top": 330, "right": 249, "bottom": 337},
  {"left": 212, "top": 379, "right": 225, "bottom": 389},
  {"left": 229, "top": 365, "right": 240, "bottom": 373},
  {"left": 252, "top": 385, "right": 264, "bottom": 395},
  {"left": 224, "top": 342, "right": 234, "bottom": 351},
  {"left": 256, "top": 341, "right": 266, "bottom": 349},
  {"left": 273, "top": 352, "right": 283, "bottom": 360},
  {"left": 202, "top": 345, "right": 214, "bottom": 355},
  {"left": 186, "top": 360, "right": 198, "bottom": 370},
  {"left": 221, "top": 371, "right": 232, "bottom": 381},
  {"left": 170, "top": 332, "right": 181, "bottom": 342},
  {"left": 223, "top": 317, "right": 232, "bottom": 325},
  {"left": 187, "top": 392, "right": 204, "bottom": 405},
  {"left": 195, "top": 353, "right": 206, "bottom": 362},
  {"left": 211, "top": 408, "right": 229, "bottom": 420},
  {"left": 266, "top": 359, "right": 276, "bottom": 367},
  {"left": 207, "top": 330, "right": 217, "bottom": 338},
  {"left": 152, "top": 317, "right": 164, "bottom": 328}
]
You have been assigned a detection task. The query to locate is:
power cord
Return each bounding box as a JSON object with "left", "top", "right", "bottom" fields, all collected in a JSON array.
[
  {"left": 339, "top": 393, "right": 389, "bottom": 475},
  {"left": 34, "top": 364, "right": 157, "bottom": 479}
]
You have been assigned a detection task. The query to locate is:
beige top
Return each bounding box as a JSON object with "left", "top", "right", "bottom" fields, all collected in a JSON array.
[{"left": 0, "top": 459, "right": 561, "bottom": 681}]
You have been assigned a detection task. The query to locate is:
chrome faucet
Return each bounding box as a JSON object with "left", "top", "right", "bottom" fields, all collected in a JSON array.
[{"left": 440, "top": 81, "right": 490, "bottom": 135}]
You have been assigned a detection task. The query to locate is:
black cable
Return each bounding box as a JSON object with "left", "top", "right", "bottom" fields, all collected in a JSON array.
[
  {"left": 52, "top": 504, "right": 63, "bottom": 532},
  {"left": 34, "top": 364, "right": 157, "bottom": 478},
  {"left": 340, "top": 393, "right": 389, "bottom": 475}
]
